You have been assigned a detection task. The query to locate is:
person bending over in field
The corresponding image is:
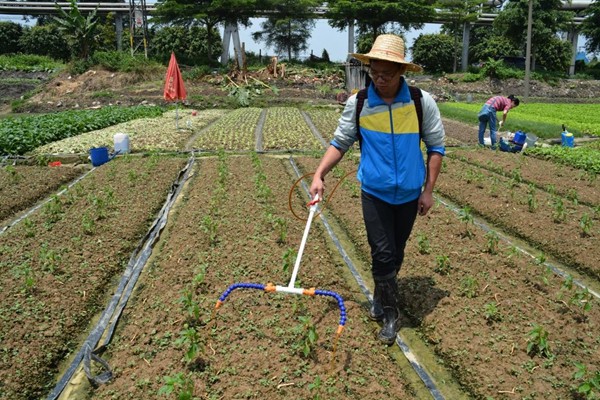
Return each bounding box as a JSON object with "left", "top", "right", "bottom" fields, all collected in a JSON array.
[{"left": 478, "top": 94, "right": 520, "bottom": 147}]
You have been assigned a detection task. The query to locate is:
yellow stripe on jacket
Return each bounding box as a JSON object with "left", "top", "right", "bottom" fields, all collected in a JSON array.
[{"left": 359, "top": 103, "right": 419, "bottom": 135}]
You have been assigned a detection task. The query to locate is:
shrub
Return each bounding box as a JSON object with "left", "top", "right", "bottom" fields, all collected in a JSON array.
[
  {"left": 0, "top": 21, "right": 23, "bottom": 54},
  {"left": 411, "top": 33, "right": 455, "bottom": 74},
  {"left": 0, "top": 54, "right": 62, "bottom": 72},
  {"left": 150, "top": 25, "right": 221, "bottom": 66},
  {"left": 535, "top": 36, "right": 572, "bottom": 73},
  {"left": 480, "top": 58, "right": 523, "bottom": 80},
  {"left": 18, "top": 25, "right": 70, "bottom": 62}
]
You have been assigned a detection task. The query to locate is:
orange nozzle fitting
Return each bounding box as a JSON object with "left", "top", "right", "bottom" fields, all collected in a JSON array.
[
  {"left": 303, "top": 287, "right": 316, "bottom": 296},
  {"left": 265, "top": 282, "right": 277, "bottom": 293}
]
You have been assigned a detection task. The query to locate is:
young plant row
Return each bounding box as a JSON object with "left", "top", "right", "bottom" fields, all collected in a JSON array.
[
  {"left": 437, "top": 156, "right": 600, "bottom": 281},
  {"left": 261, "top": 107, "right": 323, "bottom": 151},
  {"left": 192, "top": 107, "right": 262, "bottom": 150},
  {"left": 31, "top": 109, "right": 227, "bottom": 155},
  {"left": 448, "top": 148, "right": 599, "bottom": 208},
  {"left": 293, "top": 155, "right": 600, "bottom": 400},
  {"left": 527, "top": 146, "right": 600, "bottom": 175},
  {"left": 0, "top": 164, "right": 82, "bottom": 224},
  {"left": 192, "top": 107, "right": 331, "bottom": 152},
  {"left": 0, "top": 105, "right": 163, "bottom": 155},
  {"left": 92, "top": 154, "right": 418, "bottom": 400},
  {"left": 303, "top": 108, "right": 342, "bottom": 144},
  {"left": 0, "top": 156, "right": 187, "bottom": 399}
]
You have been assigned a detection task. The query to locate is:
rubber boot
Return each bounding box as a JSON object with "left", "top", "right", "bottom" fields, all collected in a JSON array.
[
  {"left": 368, "top": 283, "right": 384, "bottom": 321},
  {"left": 376, "top": 275, "right": 400, "bottom": 345}
]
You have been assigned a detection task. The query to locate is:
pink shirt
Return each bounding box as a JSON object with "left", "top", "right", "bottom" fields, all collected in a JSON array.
[{"left": 485, "top": 96, "right": 513, "bottom": 112}]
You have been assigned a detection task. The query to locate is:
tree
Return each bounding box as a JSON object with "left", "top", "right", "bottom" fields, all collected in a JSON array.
[
  {"left": 53, "top": 0, "right": 99, "bottom": 60},
  {"left": 18, "top": 25, "right": 70, "bottom": 61},
  {"left": 325, "top": 0, "right": 435, "bottom": 42},
  {"left": 153, "top": 0, "right": 271, "bottom": 62},
  {"left": 493, "top": 0, "right": 574, "bottom": 71},
  {"left": 411, "top": 33, "right": 455, "bottom": 73},
  {"left": 151, "top": 25, "right": 222, "bottom": 64},
  {"left": 251, "top": 0, "right": 319, "bottom": 60},
  {"left": 469, "top": 26, "right": 521, "bottom": 63},
  {"left": 437, "top": 0, "right": 481, "bottom": 72},
  {"left": 252, "top": 17, "right": 314, "bottom": 60},
  {"left": 580, "top": 0, "right": 600, "bottom": 53},
  {"left": 535, "top": 35, "right": 572, "bottom": 72},
  {"left": 0, "top": 21, "right": 23, "bottom": 54}
]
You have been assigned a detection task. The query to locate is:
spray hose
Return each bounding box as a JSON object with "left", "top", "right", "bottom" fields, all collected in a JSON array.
[
  {"left": 287, "top": 170, "right": 358, "bottom": 221},
  {"left": 215, "top": 283, "right": 347, "bottom": 334},
  {"left": 213, "top": 171, "right": 359, "bottom": 336}
]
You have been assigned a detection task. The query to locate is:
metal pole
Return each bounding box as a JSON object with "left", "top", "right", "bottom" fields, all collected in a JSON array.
[
  {"left": 524, "top": 0, "right": 533, "bottom": 100},
  {"left": 461, "top": 21, "right": 470, "bottom": 72}
]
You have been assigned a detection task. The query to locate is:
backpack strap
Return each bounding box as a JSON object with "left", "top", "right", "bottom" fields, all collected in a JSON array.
[
  {"left": 355, "top": 88, "right": 368, "bottom": 148},
  {"left": 355, "top": 85, "right": 424, "bottom": 148},
  {"left": 408, "top": 86, "right": 423, "bottom": 138}
]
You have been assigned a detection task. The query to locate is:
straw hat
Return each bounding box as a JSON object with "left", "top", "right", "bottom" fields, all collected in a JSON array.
[{"left": 351, "top": 34, "right": 423, "bottom": 73}]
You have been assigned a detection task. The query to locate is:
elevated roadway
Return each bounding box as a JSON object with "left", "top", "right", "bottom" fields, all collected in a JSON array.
[{"left": 0, "top": 1, "right": 591, "bottom": 74}]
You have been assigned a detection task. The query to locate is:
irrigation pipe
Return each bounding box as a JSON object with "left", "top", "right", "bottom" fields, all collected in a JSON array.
[
  {"left": 288, "top": 157, "right": 445, "bottom": 400},
  {"left": 46, "top": 154, "right": 195, "bottom": 400},
  {"left": 435, "top": 195, "right": 600, "bottom": 300},
  {"left": 0, "top": 167, "right": 94, "bottom": 236}
]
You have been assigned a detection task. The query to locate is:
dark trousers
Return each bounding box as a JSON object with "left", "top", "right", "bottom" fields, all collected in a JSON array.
[{"left": 361, "top": 191, "right": 419, "bottom": 278}]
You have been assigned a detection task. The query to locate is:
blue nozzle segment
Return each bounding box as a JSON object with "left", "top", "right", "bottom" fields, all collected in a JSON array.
[
  {"left": 215, "top": 283, "right": 347, "bottom": 328},
  {"left": 217, "top": 282, "right": 266, "bottom": 303},
  {"left": 315, "top": 289, "right": 347, "bottom": 327}
]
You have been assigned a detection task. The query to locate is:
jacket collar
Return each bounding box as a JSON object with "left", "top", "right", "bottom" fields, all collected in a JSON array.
[{"left": 367, "top": 77, "right": 410, "bottom": 108}]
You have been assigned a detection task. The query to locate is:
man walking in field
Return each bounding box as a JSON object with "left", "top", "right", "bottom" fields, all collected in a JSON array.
[{"left": 309, "top": 34, "right": 445, "bottom": 344}]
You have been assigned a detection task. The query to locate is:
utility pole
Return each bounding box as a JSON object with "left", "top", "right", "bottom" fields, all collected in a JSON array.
[{"left": 524, "top": 0, "right": 532, "bottom": 99}]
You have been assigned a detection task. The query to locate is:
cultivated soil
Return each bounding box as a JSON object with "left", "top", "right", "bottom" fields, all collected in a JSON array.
[{"left": 0, "top": 68, "right": 599, "bottom": 400}]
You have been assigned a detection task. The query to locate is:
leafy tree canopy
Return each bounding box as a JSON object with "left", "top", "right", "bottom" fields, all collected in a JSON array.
[
  {"left": 153, "top": 0, "right": 272, "bottom": 28},
  {"left": 493, "top": 0, "right": 573, "bottom": 53},
  {"left": 325, "top": 0, "right": 435, "bottom": 40},
  {"left": 581, "top": 0, "right": 600, "bottom": 53},
  {"left": 411, "top": 33, "right": 455, "bottom": 73},
  {"left": 251, "top": 0, "right": 319, "bottom": 60},
  {"left": 53, "top": 0, "right": 99, "bottom": 60}
]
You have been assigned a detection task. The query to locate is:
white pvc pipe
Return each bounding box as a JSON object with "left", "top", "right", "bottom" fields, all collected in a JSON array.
[
  {"left": 287, "top": 196, "right": 319, "bottom": 289},
  {"left": 275, "top": 286, "right": 306, "bottom": 295}
]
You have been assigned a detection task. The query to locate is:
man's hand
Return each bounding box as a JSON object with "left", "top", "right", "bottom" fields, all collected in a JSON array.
[
  {"left": 309, "top": 176, "right": 325, "bottom": 202},
  {"left": 418, "top": 191, "right": 434, "bottom": 216}
]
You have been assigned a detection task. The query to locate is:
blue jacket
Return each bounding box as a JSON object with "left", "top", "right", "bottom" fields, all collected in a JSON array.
[{"left": 331, "top": 81, "right": 445, "bottom": 205}]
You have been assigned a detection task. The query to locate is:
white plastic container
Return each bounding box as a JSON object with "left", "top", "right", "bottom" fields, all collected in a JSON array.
[{"left": 114, "top": 133, "right": 130, "bottom": 154}]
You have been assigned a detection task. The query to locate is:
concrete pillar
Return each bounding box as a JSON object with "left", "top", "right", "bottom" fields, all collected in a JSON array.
[
  {"left": 221, "top": 23, "right": 234, "bottom": 65},
  {"left": 567, "top": 29, "right": 578, "bottom": 76},
  {"left": 347, "top": 20, "right": 355, "bottom": 61},
  {"left": 461, "top": 21, "right": 470, "bottom": 72},
  {"left": 231, "top": 25, "right": 244, "bottom": 68},
  {"left": 115, "top": 13, "right": 123, "bottom": 51}
]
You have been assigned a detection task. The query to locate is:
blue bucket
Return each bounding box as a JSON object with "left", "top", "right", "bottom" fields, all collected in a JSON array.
[
  {"left": 89, "top": 147, "right": 109, "bottom": 167},
  {"left": 561, "top": 131, "right": 574, "bottom": 147},
  {"left": 513, "top": 131, "right": 526, "bottom": 146}
]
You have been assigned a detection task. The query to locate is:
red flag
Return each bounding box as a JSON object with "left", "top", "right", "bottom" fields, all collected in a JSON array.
[{"left": 163, "top": 52, "right": 187, "bottom": 101}]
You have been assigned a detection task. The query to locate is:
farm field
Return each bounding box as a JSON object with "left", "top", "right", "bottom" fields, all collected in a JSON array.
[
  {"left": 1, "top": 105, "right": 599, "bottom": 400},
  {"left": 0, "top": 164, "right": 85, "bottom": 227},
  {"left": 438, "top": 102, "right": 600, "bottom": 137},
  {"left": 0, "top": 156, "right": 188, "bottom": 399}
]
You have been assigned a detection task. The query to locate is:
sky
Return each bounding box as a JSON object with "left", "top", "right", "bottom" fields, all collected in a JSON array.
[{"left": 234, "top": 18, "right": 442, "bottom": 62}]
